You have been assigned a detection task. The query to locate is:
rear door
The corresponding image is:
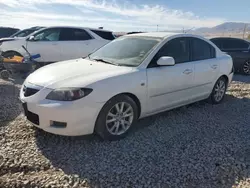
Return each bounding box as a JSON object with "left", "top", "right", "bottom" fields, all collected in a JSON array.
[
  {"left": 190, "top": 37, "right": 219, "bottom": 97},
  {"left": 26, "top": 28, "right": 61, "bottom": 62},
  {"left": 59, "top": 28, "right": 96, "bottom": 61}
]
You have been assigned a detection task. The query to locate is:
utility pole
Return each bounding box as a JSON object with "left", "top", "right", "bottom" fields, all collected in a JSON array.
[
  {"left": 242, "top": 24, "right": 248, "bottom": 39},
  {"left": 157, "top": 25, "right": 159, "bottom": 32}
]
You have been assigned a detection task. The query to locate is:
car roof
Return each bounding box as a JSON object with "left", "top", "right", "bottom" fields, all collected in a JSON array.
[
  {"left": 124, "top": 32, "right": 208, "bottom": 40},
  {"left": 126, "top": 32, "right": 180, "bottom": 38},
  {"left": 210, "top": 37, "right": 250, "bottom": 42},
  {"left": 45, "top": 26, "right": 112, "bottom": 32}
]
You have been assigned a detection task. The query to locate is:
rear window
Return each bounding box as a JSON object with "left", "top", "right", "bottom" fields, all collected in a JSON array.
[
  {"left": 210, "top": 39, "right": 221, "bottom": 49},
  {"left": 90, "top": 30, "right": 115, "bottom": 40},
  {"left": 222, "top": 39, "right": 249, "bottom": 49}
]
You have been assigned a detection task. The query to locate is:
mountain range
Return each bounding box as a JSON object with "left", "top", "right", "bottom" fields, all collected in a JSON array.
[{"left": 193, "top": 22, "right": 250, "bottom": 34}]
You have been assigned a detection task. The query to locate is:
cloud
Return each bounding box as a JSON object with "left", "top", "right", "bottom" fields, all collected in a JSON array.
[{"left": 0, "top": 0, "right": 225, "bottom": 31}]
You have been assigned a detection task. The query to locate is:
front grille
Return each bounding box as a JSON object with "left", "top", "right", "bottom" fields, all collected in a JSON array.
[{"left": 23, "top": 86, "right": 39, "bottom": 97}]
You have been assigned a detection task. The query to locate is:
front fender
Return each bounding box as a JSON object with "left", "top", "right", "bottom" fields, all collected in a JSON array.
[{"left": 87, "top": 70, "right": 148, "bottom": 116}]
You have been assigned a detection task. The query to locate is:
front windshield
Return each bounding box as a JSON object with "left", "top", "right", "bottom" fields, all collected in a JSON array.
[
  {"left": 89, "top": 36, "right": 161, "bottom": 67},
  {"left": 11, "top": 29, "right": 36, "bottom": 37}
]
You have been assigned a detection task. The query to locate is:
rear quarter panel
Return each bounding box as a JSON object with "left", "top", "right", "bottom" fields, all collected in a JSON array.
[{"left": 217, "top": 53, "right": 234, "bottom": 82}]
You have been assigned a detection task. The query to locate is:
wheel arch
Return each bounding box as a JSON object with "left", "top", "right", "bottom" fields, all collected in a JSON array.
[
  {"left": 97, "top": 92, "right": 142, "bottom": 119},
  {"left": 220, "top": 75, "right": 229, "bottom": 86},
  {"left": 2, "top": 50, "right": 23, "bottom": 58},
  {"left": 120, "top": 92, "right": 141, "bottom": 118}
]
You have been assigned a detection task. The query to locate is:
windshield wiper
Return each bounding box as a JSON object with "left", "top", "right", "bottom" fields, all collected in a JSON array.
[
  {"left": 93, "top": 58, "right": 119, "bottom": 66},
  {"left": 82, "top": 53, "right": 92, "bottom": 59}
]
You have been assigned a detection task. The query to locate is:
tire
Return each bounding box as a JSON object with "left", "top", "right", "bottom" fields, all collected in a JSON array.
[
  {"left": 95, "top": 94, "right": 138, "bottom": 141},
  {"left": 241, "top": 61, "right": 250, "bottom": 75},
  {"left": 208, "top": 77, "right": 227, "bottom": 104},
  {"left": 2, "top": 51, "right": 23, "bottom": 58},
  {"left": 0, "top": 70, "right": 10, "bottom": 80}
]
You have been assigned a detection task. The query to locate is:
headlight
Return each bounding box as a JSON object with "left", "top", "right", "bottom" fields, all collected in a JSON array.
[{"left": 46, "top": 88, "right": 93, "bottom": 101}]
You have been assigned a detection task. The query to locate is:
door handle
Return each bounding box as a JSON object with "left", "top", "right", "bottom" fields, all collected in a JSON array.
[
  {"left": 52, "top": 43, "right": 58, "bottom": 46},
  {"left": 183, "top": 69, "right": 193, "bottom": 74},
  {"left": 211, "top": 65, "right": 218, "bottom": 69}
]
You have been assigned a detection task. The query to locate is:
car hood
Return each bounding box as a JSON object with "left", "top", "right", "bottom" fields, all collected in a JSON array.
[
  {"left": 25, "top": 58, "right": 134, "bottom": 89},
  {"left": 0, "top": 37, "right": 23, "bottom": 43}
]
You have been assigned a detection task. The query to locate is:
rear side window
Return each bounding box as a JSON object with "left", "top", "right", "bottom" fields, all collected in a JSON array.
[
  {"left": 90, "top": 30, "right": 115, "bottom": 40},
  {"left": 222, "top": 39, "right": 249, "bottom": 50},
  {"left": 60, "top": 28, "right": 92, "bottom": 41},
  {"left": 191, "top": 38, "right": 215, "bottom": 61}
]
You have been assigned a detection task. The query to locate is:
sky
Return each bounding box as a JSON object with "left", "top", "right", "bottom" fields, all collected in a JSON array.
[{"left": 0, "top": 0, "right": 249, "bottom": 32}]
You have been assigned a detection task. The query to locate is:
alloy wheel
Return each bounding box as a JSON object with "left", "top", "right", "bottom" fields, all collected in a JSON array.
[
  {"left": 214, "top": 80, "right": 226, "bottom": 102},
  {"left": 243, "top": 61, "right": 250, "bottom": 74},
  {"left": 106, "top": 102, "right": 134, "bottom": 135}
]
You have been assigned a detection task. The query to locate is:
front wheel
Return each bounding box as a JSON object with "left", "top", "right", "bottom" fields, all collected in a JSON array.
[
  {"left": 208, "top": 77, "right": 227, "bottom": 104},
  {"left": 95, "top": 95, "right": 138, "bottom": 141}
]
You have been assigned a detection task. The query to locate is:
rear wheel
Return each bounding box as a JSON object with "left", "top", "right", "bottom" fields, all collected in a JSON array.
[
  {"left": 95, "top": 95, "right": 138, "bottom": 140},
  {"left": 242, "top": 61, "right": 250, "bottom": 75},
  {"left": 0, "top": 70, "right": 10, "bottom": 80},
  {"left": 208, "top": 77, "right": 227, "bottom": 104}
]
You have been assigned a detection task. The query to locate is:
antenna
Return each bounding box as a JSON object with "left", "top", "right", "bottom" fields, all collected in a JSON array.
[{"left": 184, "top": 27, "right": 195, "bottom": 33}]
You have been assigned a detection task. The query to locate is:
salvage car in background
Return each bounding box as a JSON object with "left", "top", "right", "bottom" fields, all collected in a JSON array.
[
  {"left": 210, "top": 37, "right": 250, "bottom": 75},
  {"left": 20, "top": 33, "right": 233, "bottom": 140},
  {"left": 10, "top": 26, "right": 45, "bottom": 38},
  {"left": 0, "top": 26, "right": 115, "bottom": 63},
  {"left": 0, "top": 26, "right": 45, "bottom": 44}
]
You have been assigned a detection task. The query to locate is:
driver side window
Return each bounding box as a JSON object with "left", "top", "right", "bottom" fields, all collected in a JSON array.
[
  {"left": 148, "top": 37, "right": 190, "bottom": 68},
  {"left": 33, "top": 28, "right": 60, "bottom": 42}
]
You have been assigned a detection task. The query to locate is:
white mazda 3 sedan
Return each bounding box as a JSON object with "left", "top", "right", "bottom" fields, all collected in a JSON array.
[{"left": 20, "top": 32, "right": 234, "bottom": 140}]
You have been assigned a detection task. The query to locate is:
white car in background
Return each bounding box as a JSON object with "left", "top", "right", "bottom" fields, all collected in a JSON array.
[
  {"left": 0, "top": 26, "right": 115, "bottom": 63},
  {"left": 20, "top": 32, "right": 234, "bottom": 140}
]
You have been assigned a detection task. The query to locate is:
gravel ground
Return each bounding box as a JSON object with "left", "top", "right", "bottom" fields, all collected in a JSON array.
[{"left": 0, "top": 75, "right": 250, "bottom": 188}]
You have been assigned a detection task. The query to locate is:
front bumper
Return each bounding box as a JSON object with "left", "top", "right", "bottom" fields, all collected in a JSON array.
[{"left": 20, "top": 84, "right": 105, "bottom": 136}]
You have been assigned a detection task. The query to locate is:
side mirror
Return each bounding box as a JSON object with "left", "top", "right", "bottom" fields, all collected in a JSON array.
[
  {"left": 157, "top": 56, "right": 175, "bottom": 66},
  {"left": 28, "top": 36, "right": 35, "bottom": 41}
]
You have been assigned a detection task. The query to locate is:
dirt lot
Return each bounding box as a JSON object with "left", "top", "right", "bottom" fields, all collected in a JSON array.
[{"left": 0, "top": 75, "right": 250, "bottom": 188}]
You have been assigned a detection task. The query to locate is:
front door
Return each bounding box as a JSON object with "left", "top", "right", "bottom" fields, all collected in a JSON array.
[
  {"left": 146, "top": 37, "right": 195, "bottom": 114},
  {"left": 26, "top": 28, "right": 62, "bottom": 62}
]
